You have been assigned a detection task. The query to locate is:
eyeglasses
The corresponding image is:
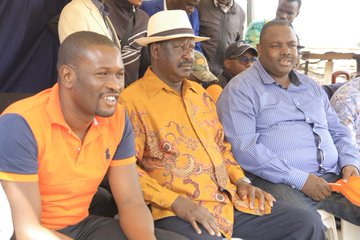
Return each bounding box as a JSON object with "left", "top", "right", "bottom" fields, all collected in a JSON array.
[{"left": 232, "top": 56, "right": 258, "bottom": 64}]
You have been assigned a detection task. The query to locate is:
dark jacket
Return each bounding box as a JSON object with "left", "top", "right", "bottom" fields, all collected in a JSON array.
[
  {"left": 107, "top": 0, "right": 150, "bottom": 86},
  {"left": 197, "top": 0, "right": 245, "bottom": 76}
]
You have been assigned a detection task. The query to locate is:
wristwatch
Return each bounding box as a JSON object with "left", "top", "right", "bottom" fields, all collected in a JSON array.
[{"left": 236, "top": 177, "right": 251, "bottom": 185}]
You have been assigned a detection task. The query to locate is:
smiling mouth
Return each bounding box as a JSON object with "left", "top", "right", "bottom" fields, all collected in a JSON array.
[{"left": 101, "top": 95, "right": 118, "bottom": 105}]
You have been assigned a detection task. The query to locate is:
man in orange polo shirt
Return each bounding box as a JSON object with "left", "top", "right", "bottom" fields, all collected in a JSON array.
[
  {"left": 0, "top": 31, "right": 181, "bottom": 240},
  {"left": 120, "top": 10, "right": 325, "bottom": 240}
]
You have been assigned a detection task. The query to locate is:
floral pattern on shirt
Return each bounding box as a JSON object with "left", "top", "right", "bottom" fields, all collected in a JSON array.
[{"left": 120, "top": 69, "right": 271, "bottom": 239}]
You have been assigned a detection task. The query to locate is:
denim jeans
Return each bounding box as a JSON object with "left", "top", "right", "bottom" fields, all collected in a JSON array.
[{"left": 248, "top": 172, "right": 360, "bottom": 226}]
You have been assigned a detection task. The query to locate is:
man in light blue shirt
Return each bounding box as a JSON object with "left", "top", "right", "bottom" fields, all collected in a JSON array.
[{"left": 217, "top": 20, "right": 360, "bottom": 226}]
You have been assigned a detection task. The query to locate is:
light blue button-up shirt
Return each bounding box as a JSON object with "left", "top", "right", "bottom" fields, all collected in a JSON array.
[{"left": 217, "top": 60, "right": 360, "bottom": 190}]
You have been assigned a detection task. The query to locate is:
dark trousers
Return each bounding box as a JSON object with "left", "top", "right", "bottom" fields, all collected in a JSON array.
[
  {"left": 155, "top": 201, "right": 325, "bottom": 240},
  {"left": 89, "top": 186, "right": 118, "bottom": 218},
  {"left": 58, "top": 215, "right": 188, "bottom": 240}
]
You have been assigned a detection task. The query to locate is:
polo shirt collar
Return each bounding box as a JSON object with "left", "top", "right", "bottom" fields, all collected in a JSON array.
[
  {"left": 46, "top": 83, "right": 108, "bottom": 128},
  {"left": 142, "top": 68, "right": 200, "bottom": 98},
  {"left": 255, "top": 60, "right": 301, "bottom": 86}
]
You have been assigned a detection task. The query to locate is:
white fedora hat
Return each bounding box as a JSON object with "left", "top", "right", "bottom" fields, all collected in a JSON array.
[{"left": 135, "top": 10, "right": 209, "bottom": 46}]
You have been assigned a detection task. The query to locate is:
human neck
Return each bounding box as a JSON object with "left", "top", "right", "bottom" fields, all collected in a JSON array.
[
  {"left": 166, "top": 0, "right": 177, "bottom": 10},
  {"left": 152, "top": 68, "right": 183, "bottom": 95},
  {"left": 59, "top": 94, "right": 93, "bottom": 142},
  {"left": 273, "top": 75, "right": 291, "bottom": 89}
]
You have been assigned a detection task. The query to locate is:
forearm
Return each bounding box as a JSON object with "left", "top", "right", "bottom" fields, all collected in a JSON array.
[{"left": 118, "top": 203, "right": 155, "bottom": 240}]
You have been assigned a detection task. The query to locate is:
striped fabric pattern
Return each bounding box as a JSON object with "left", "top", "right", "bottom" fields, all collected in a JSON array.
[{"left": 217, "top": 61, "right": 360, "bottom": 190}]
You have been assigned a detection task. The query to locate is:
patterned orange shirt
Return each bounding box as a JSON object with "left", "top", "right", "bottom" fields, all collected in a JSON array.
[{"left": 120, "top": 69, "right": 271, "bottom": 239}]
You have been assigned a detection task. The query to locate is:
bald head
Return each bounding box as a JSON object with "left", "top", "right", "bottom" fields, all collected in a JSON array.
[{"left": 57, "top": 31, "right": 118, "bottom": 71}]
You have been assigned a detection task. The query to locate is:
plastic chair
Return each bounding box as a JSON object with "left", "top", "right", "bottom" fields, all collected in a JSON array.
[
  {"left": 341, "top": 219, "right": 360, "bottom": 240},
  {"left": 317, "top": 210, "right": 338, "bottom": 240}
]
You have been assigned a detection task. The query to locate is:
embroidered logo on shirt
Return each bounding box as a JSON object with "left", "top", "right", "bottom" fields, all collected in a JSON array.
[{"left": 105, "top": 148, "right": 110, "bottom": 161}]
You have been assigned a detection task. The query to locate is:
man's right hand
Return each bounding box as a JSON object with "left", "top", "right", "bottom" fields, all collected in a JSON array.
[
  {"left": 301, "top": 174, "right": 332, "bottom": 201},
  {"left": 171, "top": 195, "right": 221, "bottom": 237}
]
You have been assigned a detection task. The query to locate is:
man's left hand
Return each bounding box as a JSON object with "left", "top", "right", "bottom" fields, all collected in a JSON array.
[
  {"left": 236, "top": 180, "right": 275, "bottom": 212},
  {"left": 342, "top": 165, "right": 360, "bottom": 182}
]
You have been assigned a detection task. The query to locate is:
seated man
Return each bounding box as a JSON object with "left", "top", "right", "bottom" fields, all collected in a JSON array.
[
  {"left": 217, "top": 20, "right": 360, "bottom": 226},
  {"left": 0, "top": 31, "right": 158, "bottom": 240},
  {"left": 218, "top": 41, "right": 258, "bottom": 88},
  {"left": 330, "top": 76, "right": 360, "bottom": 150},
  {"left": 120, "top": 10, "right": 325, "bottom": 240}
]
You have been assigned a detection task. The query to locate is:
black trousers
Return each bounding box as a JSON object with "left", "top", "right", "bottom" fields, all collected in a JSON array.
[
  {"left": 155, "top": 201, "right": 325, "bottom": 240},
  {"left": 58, "top": 215, "right": 188, "bottom": 240}
]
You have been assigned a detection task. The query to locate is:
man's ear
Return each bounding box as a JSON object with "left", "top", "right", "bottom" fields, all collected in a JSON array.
[
  {"left": 59, "top": 65, "right": 74, "bottom": 88},
  {"left": 150, "top": 43, "right": 160, "bottom": 60},
  {"left": 256, "top": 43, "right": 262, "bottom": 56},
  {"left": 223, "top": 58, "right": 232, "bottom": 70}
]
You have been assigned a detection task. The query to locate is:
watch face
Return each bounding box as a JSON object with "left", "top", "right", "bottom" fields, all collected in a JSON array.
[{"left": 241, "top": 177, "right": 251, "bottom": 185}]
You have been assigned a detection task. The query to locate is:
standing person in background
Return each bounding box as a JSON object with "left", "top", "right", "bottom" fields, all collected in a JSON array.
[
  {"left": 197, "top": 0, "right": 246, "bottom": 76},
  {"left": 140, "top": 0, "right": 203, "bottom": 53},
  {"left": 218, "top": 41, "right": 258, "bottom": 88},
  {"left": 245, "top": 0, "right": 301, "bottom": 48},
  {"left": 58, "top": 0, "right": 120, "bottom": 48},
  {"left": 106, "top": 0, "right": 150, "bottom": 86}
]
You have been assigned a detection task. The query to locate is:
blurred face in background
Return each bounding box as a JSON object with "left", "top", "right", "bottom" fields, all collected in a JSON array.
[
  {"left": 276, "top": 0, "right": 300, "bottom": 23},
  {"left": 171, "top": 0, "right": 201, "bottom": 15},
  {"left": 224, "top": 50, "right": 258, "bottom": 77},
  {"left": 216, "top": 0, "right": 232, "bottom": 5}
]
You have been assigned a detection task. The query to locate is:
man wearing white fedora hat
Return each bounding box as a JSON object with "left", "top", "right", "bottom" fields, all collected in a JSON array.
[{"left": 120, "top": 10, "right": 325, "bottom": 240}]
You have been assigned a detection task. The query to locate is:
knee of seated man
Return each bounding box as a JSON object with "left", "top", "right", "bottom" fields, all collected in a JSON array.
[{"left": 296, "top": 208, "right": 325, "bottom": 233}]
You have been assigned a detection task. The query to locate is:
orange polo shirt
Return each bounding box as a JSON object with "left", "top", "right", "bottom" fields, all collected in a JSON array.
[
  {"left": 0, "top": 83, "right": 136, "bottom": 229},
  {"left": 120, "top": 69, "right": 271, "bottom": 239}
]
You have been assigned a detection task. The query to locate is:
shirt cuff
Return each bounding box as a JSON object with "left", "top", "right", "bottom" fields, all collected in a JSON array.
[
  {"left": 145, "top": 183, "right": 180, "bottom": 209},
  {"left": 338, "top": 158, "right": 360, "bottom": 172},
  {"left": 0, "top": 172, "right": 38, "bottom": 182},
  {"left": 287, "top": 168, "right": 309, "bottom": 190},
  {"left": 228, "top": 169, "right": 246, "bottom": 185}
]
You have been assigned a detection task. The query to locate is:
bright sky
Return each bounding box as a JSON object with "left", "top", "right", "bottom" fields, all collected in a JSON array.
[{"left": 237, "top": 0, "right": 360, "bottom": 51}]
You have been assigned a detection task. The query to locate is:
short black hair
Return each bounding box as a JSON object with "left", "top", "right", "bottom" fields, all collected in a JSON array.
[
  {"left": 259, "top": 19, "right": 293, "bottom": 44},
  {"left": 280, "top": 0, "right": 302, "bottom": 9},
  {"left": 57, "top": 31, "right": 117, "bottom": 70}
]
